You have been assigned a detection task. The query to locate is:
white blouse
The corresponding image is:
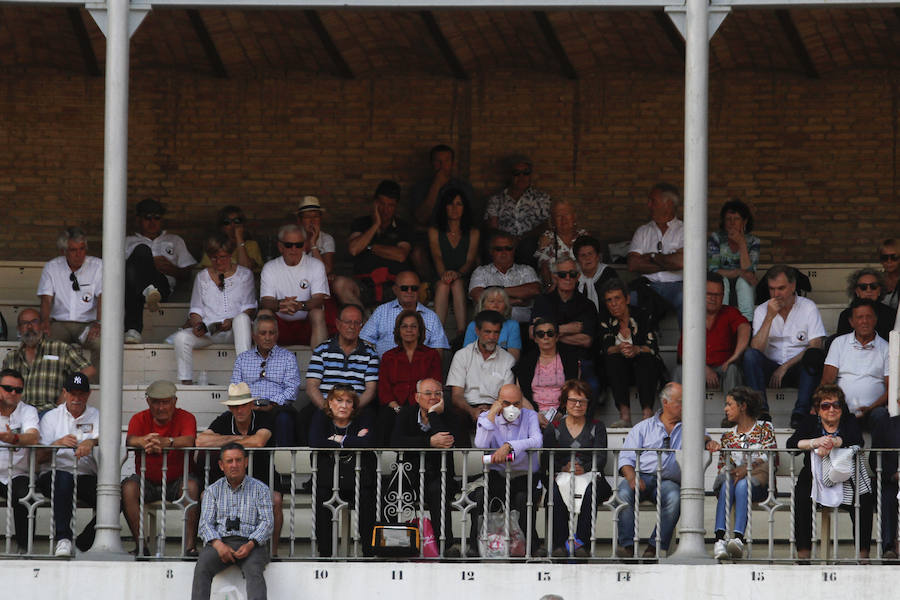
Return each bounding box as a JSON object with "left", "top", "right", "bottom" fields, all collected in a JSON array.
[{"left": 189, "top": 265, "right": 257, "bottom": 325}]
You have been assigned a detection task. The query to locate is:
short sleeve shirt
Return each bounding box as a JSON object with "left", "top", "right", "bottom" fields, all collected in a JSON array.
[
  {"left": 628, "top": 218, "right": 684, "bottom": 283},
  {"left": 751, "top": 296, "right": 826, "bottom": 365},
  {"left": 206, "top": 410, "right": 274, "bottom": 482},
  {"left": 468, "top": 263, "right": 540, "bottom": 323},
  {"left": 824, "top": 332, "right": 890, "bottom": 411},
  {"left": 37, "top": 256, "right": 103, "bottom": 322},
  {"left": 2, "top": 338, "right": 91, "bottom": 412},
  {"left": 349, "top": 216, "right": 412, "bottom": 275},
  {"left": 127, "top": 408, "right": 197, "bottom": 484},
  {"left": 306, "top": 338, "right": 380, "bottom": 394},
  {"left": 189, "top": 266, "right": 257, "bottom": 324},
  {"left": 446, "top": 342, "right": 516, "bottom": 406},
  {"left": 38, "top": 404, "right": 99, "bottom": 475},
  {"left": 485, "top": 186, "right": 552, "bottom": 237},
  {"left": 677, "top": 305, "right": 748, "bottom": 367},
  {"left": 313, "top": 232, "right": 336, "bottom": 255},
  {"left": 124, "top": 231, "right": 196, "bottom": 291},
  {"left": 0, "top": 402, "right": 39, "bottom": 484},
  {"left": 259, "top": 255, "right": 329, "bottom": 321}
]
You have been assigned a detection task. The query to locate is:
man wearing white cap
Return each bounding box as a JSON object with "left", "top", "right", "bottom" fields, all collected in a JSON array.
[
  {"left": 197, "top": 382, "right": 284, "bottom": 555},
  {"left": 296, "top": 196, "right": 336, "bottom": 282}
]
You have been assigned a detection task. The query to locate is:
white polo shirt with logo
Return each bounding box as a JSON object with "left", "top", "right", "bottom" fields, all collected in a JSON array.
[
  {"left": 824, "top": 332, "right": 889, "bottom": 412},
  {"left": 0, "top": 402, "right": 39, "bottom": 485},
  {"left": 259, "top": 254, "right": 329, "bottom": 322},
  {"left": 124, "top": 231, "right": 196, "bottom": 292},
  {"left": 37, "top": 256, "right": 103, "bottom": 322},
  {"left": 752, "top": 295, "right": 826, "bottom": 365}
]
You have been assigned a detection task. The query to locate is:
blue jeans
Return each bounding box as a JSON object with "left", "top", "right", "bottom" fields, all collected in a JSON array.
[
  {"left": 616, "top": 474, "right": 681, "bottom": 551},
  {"left": 649, "top": 281, "right": 683, "bottom": 328},
  {"left": 36, "top": 471, "right": 97, "bottom": 541},
  {"left": 723, "top": 276, "right": 755, "bottom": 322},
  {"left": 742, "top": 348, "right": 819, "bottom": 417},
  {"left": 714, "top": 476, "right": 766, "bottom": 536}
]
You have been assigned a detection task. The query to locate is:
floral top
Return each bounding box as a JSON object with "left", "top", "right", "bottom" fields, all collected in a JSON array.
[
  {"left": 716, "top": 420, "right": 776, "bottom": 472},
  {"left": 485, "top": 186, "right": 552, "bottom": 237},
  {"left": 707, "top": 230, "right": 760, "bottom": 274},
  {"left": 597, "top": 305, "right": 659, "bottom": 357},
  {"left": 534, "top": 227, "right": 590, "bottom": 267}
]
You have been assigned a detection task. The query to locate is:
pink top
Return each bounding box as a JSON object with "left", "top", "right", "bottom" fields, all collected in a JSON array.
[{"left": 531, "top": 354, "right": 565, "bottom": 412}]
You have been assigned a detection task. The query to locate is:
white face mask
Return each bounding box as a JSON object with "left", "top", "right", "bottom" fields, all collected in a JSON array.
[{"left": 502, "top": 405, "right": 521, "bottom": 423}]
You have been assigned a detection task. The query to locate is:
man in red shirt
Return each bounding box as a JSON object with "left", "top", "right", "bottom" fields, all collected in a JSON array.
[{"left": 121, "top": 379, "right": 199, "bottom": 556}]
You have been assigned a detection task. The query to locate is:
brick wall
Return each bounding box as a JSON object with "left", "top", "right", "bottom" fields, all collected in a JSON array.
[{"left": 0, "top": 67, "right": 896, "bottom": 266}]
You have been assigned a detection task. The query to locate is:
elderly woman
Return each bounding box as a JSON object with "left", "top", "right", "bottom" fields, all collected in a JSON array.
[
  {"left": 787, "top": 384, "right": 873, "bottom": 560},
  {"left": 706, "top": 387, "right": 776, "bottom": 560},
  {"left": 200, "top": 205, "right": 263, "bottom": 274},
  {"left": 514, "top": 318, "right": 579, "bottom": 428},
  {"left": 172, "top": 233, "right": 256, "bottom": 384},
  {"left": 707, "top": 199, "right": 760, "bottom": 321},
  {"left": 543, "top": 379, "right": 611, "bottom": 557},
  {"left": 835, "top": 268, "right": 896, "bottom": 339},
  {"left": 535, "top": 199, "right": 590, "bottom": 290},
  {"left": 462, "top": 286, "right": 522, "bottom": 360},
  {"left": 309, "top": 385, "right": 377, "bottom": 557}
]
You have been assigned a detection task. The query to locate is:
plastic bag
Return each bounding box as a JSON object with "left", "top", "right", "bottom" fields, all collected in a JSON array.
[
  {"left": 826, "top": 448, "right": 854, "bottom": 483},
  {"left": 411, "top": 517, "right": 439, "bottom": 558},
  {"left": 477, "top": 509, "right": 526, "bottom": 557}
]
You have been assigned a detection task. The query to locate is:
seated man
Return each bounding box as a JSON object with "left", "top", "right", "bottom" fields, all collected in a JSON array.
[
  {"left": 124, "top": 198, "right": 196, "bottom": 344},
  {"left": 447, "top": 310, "right": 516, "bottom": 428},
  {"left": 231, "top": 315, "right": 301, "bottom": 447},
  {"left": 469, "top": 233, "right": 541, "bottom": 324},
  {"left": 485, "top": 155, "right": 550, "bottom": 266},
  {"left": 191, "top": 442, "right": 273, "bottom": 600},
  {"left": 0, "top": 368, "right": 39, "bottom": 553},
  {"left": 835, "top": 268, "right": 896, "bottom": 340},
  {"left": 469, "top": 384, "right": 543, "bottom": 554},
  {"left": 822, "top": 298, "right": 889, "bottom": 430},
  {"left": 674, "top": 272, "right": 750, "bottom": 399},
  {"left": 197, "top": 382, "right": 284, "bottom": 555},
  {"left": 122, "top": 380, "right": 199, "bottom": 555},
  {"left": 743, "top": 265, "right": 826, "bottom": 426},
  {"left": 296, "top": 195, "right": 340, "bottom": 338},
  {"left": 871, "top": 411, "right": 900, "bottom": 558},
  {"left": 38, "top": 227, "right": 102, "bottom": 369},
  {"left": 259, "top": 224, "right": 329, "bottom": 348},
  {"left": 2, "top": 308, "right": 94, "bottom": 414},
  {"left": 359, "top": 271, "right": 449, "bottom": 358},
  {"left": 573, "top": 235, "right": 618, "bottom": 313},
  {"left": 332, "top": 180, "right": 412, "bottom": 308},
  {"left": 36, "top": 372, "right": 99, "bottom": 556},
  {"left": 626, "top": 183, "right": 684, "bottom": 327}
]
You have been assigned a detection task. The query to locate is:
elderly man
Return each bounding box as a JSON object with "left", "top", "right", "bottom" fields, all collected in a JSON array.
[
  {"left": 573, "top": 235, "right": 618, "bottom": 313},
  {"left": 674, "top": 272, "right": 750, "bottom": 398},
  {"left": 0, "top": 368, "right": 39, "bottom": 553},
  {"left": 332, "top": 180, "right": 412, "bottom": 308},
  {"left": 259, "top": 224, "right": 329, "bottom": 348},
  {"left": 743, "top": 265, "right": 826, "bottom": 426},
  {"left": 296, "top": 196, "right": 336, "bottom": 282},
  {"left": 469, "top": 383, "right": 543, "bottom": 555},
  {"left": 871, "top": 409, "right": 900, "bottom": 558},
  {"left": 835, "top": 268, "right": 896, "bottom": 340},
  {"left": 627, "top": 183, "right": 684, "bottom": 326},
  {"left": 822, "top": 298, "right": 889, "bottom": 429},
  {"left": 38, "top": 227, "right": 102, "bottom": 369},
  {"left": 359, "top": 271, "right": 449, "bottom": 358},
  {"left": 197, "top": 383, "right": 284, "bottom": 555},
  {"left": 2, "top": 308, "right": 94, "bottom": 414},
  {"left": 447, "top": 310, "right": 516, "bottom": 427},
  {"left": 191, "top": 442, "right": 273, "bottom": 600},
  {"left": 124, "top": 198, "right": 196, "bottom": 344},
  {"left": 485, "top": 155, "right": 551, "bottom": 265},
  {"left": 35, "top": 372, "right": 99, "bottom": 556},
  {"left": 122, "top": 379, "right": 199, "bottom": 555},
  {"left": 469, "top": 233, "right": 541, "bottom": 324},
  {"left": 231, "top": 315, "right": 302, "bottom": 447}
]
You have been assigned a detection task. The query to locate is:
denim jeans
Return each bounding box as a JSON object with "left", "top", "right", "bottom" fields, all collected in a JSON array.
[
  {"left": 714, "top": 475, "right": 766, "bottom": 536},
  {"left": 616, "top": 473, "right": 681, "bottom": 551},
  {"left": 742, "top": 347, "right": 820, "bottom": 417},
  {"left": 649, "top": 281, "right": 683, "bottom": 328}
]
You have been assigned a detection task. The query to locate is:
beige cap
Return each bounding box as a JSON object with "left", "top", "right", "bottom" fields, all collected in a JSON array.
[
  {"left": 222, "top": 382, "right": 256, "bottom": 406},
  {"left": 297, "top": 195, "right": 324, "bottom": 214},
  {"left": 146, "top": 379, "right": 177, "bottom": 399}
]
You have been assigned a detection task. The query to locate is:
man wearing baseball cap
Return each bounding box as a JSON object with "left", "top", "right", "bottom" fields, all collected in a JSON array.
[{"left": 36, "top": 371, "right": 99, "bottom": 556}]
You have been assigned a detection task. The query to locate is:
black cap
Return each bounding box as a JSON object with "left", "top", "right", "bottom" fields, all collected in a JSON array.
[
  {"left": 135, "top": 198, "right": 166, "bottom": 216},
  {"left": 373, "top": 180, "right": 401, "bottom": 201},
  {"left": 63, "top": 372, "right": 90, "bottom": 392}
]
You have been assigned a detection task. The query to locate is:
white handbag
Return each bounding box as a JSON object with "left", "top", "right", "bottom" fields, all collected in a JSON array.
[{"left": 555, "top": 471, "right": 593, "bottom": 514}]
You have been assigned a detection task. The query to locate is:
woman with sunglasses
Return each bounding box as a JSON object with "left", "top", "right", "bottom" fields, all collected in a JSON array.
[
  {"left": 514, "top": 318, "right": 579, "bottom": 429},
  {"left": 878, "top": 239, "right": 900, "bottom": 310},
  {"left": 542, "top": 379, "right": 611, "bottom": 557},
  {"left": 707, "top": 199, "right": 760, "bottom": 321},
  {"left": 787, "top": 384, "right": 873, "bottom": 560},
  {"left": 200, "top": 205, "right": 263, "bottom": 274},
  {"left": 535, "top": 199, "right": 589, "bottom": 291},
  {"left": 834, "top": 268, "right": 895, "bottom": 340},
  {"left": 171, "top": 233, "right": 256, "bottom": 384}
]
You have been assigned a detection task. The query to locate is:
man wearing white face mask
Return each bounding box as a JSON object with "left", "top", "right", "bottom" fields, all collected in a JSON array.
[{"left": 469, "top": 383, "right": 543, "bottom": 555}]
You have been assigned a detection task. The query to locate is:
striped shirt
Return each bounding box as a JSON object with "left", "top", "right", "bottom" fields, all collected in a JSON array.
[
  {"left": 198, "top": 474, "right": 273, "bottom": 545},
  {"left": 231, "top": 345, "right": 301, "bottom": 406},
  {"left": 2, "top": 338, "right": 90, "bottom": 413},
  {"left": 306, "top": 338, "right": 379, "bottom": 394}
]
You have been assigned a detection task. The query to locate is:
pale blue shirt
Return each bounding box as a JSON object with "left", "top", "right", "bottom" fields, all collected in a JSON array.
[
  {"left": 474, "top": 408, "right": 542, "bottom": 474},
  {"left": 617, "top": 413, "right": 683, "bottom": 483},
  {"left": 360, "top": 300, "right": 450, "bottom": 357}
]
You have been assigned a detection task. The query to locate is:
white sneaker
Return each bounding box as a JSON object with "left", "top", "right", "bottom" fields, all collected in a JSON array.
[
  {"left": 143, "top": 285, "right": 162, "bottom": 313},
  {"left": 55, "top": 539, "right": 73, "bottom": 557},
  {"left": 727, "top": 537, "right": 744, "bottom": 559},
  {"left": 713, "top": 539, "right": 728, "bottom": 560},
  {"left": 124, "top": 329, "right": 142, "bottom": 344}
]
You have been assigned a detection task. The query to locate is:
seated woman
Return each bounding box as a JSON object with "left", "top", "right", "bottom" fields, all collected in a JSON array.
[
  {"left": 707, "top": 199, "right": 760, "bottom": 321},
  {"left": 835, "top": 268, "right": 895, "bottom": 340},
  {"left": 462, "top": 286, "right": 522, "bottom": 360},
  {"left": 428, "top": 186, "right": 480, "bottom": 334},
  {"left": 199, "top": 205, "right": 263, "bottom": 274},
  {"left": 787, "top": 384, "right": 873, "bottom": 560},
  {"left": 543, "top": 379, "right": 612, "bottom": 557},
  {"left": 597, "top": 278, "right": 660, "bottom": 428},
  {"left": 707, "top": 387, "right": 776, "bottom": 560},
  {"left": 535, "top": 199, "right": 589, "bottom": 290},
  {"left": 172, "top": 233, "right": 256, "bottom": 384},
  {"left": 514, "top": 318, "right": 579, "bottom": 428},
  {"left": 309, "top": 385, "right": 377, "bottom": 557}
]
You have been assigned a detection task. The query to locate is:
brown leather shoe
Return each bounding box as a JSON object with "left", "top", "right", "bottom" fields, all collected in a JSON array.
[{"left": 642, "top": 545, "right": 657, "bottom": 558}]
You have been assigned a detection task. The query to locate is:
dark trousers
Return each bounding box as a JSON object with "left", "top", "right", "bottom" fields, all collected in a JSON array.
[
  {"left": 36, "top": 471, "right": 97, "bottom": 541},
  {"left": 793, "top": 467, "right": 873, "bottom": 552},
  {"left": 880, "top": 481, "right": 898, "bottom": 553},
  {"left": 314, "top": 485, "right": 376, "bottom": 557},
  {"left": 606, "top": 353, "right": 660, "bottom": 411},
  {"left": 125, "top": 244, "right": 171, "bottom": 332},
  {"left": 743, "top": 347, "right": 823, "bottom": 417},
  {"left": 0, "top": 476, "right": 29, "bottom": 549},
  {"left": 420, "top": 473, "right": 457, "bottom": 545},
  {"left": 190, "top": 536, "right": 269, "bottom": 600},
  {"left": 273, "top": 406, "right": 296, "bottom": 447},
  {"left": 551, "top": 478, "right": 612, "bottom": 550},
  {"left": 468, "top": 471, "right": 542, "bottom": 551}
]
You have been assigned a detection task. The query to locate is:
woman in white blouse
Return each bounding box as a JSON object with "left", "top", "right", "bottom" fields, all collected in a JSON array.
[{"left": 172, "top": 233, "right": 257, "bottom": 384}]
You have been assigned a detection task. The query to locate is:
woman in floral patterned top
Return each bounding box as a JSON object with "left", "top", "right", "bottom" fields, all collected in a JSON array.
[
  {"left": 707, "top": 199, "right": 760, "bottom": 321},
  {"left": 706, "top": 386, "right": 776, "bottom": 560}
]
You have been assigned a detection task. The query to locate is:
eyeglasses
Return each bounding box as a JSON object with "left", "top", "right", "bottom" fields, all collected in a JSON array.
[
  {"left": 259, "top": 360, "right": 267, "bottom": 379},
  {"left": 420, "top": 390, "right": 443, "bottom": 398},
  {"left": 398, "top": 285, "right": 419, "bottom": 292},
  {"left": 280, "top": 241, "right": 304, "bottom": 249},
  {"left": 222, "top": 217, "right": 244, "bottom": 225},
  {"left": 534, "top": 329, "right": 557, "bottom": 339},
  {"left": 511, "top": 169, "right": 532, "bottom": 176},
  {"left": 554, "top": 270, "right": 579, "bottom": 279},
  {"left": 217, "top": 273, "right": 226, "bottom": 292},
  {"left": 566, "top": 397, "right": 587, "bottom": 406},
  {"left": 881, "top": 254, "right": 899, "bottom": 262},
  {"left": 657, "top": 241, "right": 663, "bottom": 252},
  {"left": 492, "top": 246, "right": 514, "bottom": 252},
  {"left": 0, "top": 384, "right": 23, "bottom": 394},
  {"left": 339, "top": 319, "right": 363, "bottom": 328},
  {"left": 856, "top": 282, "right": 880, "bottom": 291},
  {"left": 141, "top": 214, "right": 162, "bottom": 221},
  {"left": 70, "top": 272, "right": 80, "bottom": 291},
  {"left": 662, "top": 436, "right": 671, "bottom": 449},
  {"left": 819, "top": 401, "right": 841, "bottom": 411}
]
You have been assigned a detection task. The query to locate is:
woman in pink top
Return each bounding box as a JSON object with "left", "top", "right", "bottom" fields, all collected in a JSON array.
[{"left": 513, "top": 318, "right": 580, "bottom": 428}]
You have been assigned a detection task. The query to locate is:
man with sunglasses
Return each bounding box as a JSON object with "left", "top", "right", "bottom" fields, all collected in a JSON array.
[
  {"left": 834, "top": 268, "right": 895, "bottom": 341},
  {"left": 37, "top": 227, "right": 103, "bottom": 369},
  {"left": 485, "top": 155, "right": 551, "bottom": 265},
  {"left": 0, "top": 368, "right": 39, "bottom": 553},
  {"left": 469, "top": 233, "right": 541, "bottom": 324},
  {"left": 123, "top": 198, "right": 196, "bottom": 344},
  {"left": 531, "top": 255, "right": 598, "bottom": 358}
]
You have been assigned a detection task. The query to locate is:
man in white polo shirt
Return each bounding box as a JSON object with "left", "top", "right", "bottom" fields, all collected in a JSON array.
[
  {"left": 0, "top": 368, "right": 40, "bottom": 553},
  {"left": 260, "top": 224, "right": 329, "bottom": 348},
  {"left": 38, "top": 227, "right": 103, "bottom": 369},
  {"left": 821, "top": 298, "right": 890, "bottom": 430},
  {"left": 743, "top": 265, "right": 826, "bottom": 427},
  {"left": 36, "top": 371, "right": 99, "bottom": 556}
]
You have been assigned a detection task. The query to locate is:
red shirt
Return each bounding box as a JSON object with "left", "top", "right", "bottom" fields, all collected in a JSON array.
[
  {"left": 378, "top": 345, "right": 443, "bottom": 406},
  {"left": 127, "top": 408, "right": 197, "bottom": 483},
  {"left": 677, "top": 305, "right": 748, "bottom": 367}
]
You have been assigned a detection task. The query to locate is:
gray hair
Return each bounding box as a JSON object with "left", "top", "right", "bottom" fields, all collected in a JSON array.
[
  {"left": 659, "top": 382, "right": 681, "bottom": 404},
  {"left": 551, "top": 255, "right": 576, "bottom": 273},
  {"left": 415, "top": 378, "right": 441, "bottom": 393},
  {"left": 846, "top": 267, "right": 885, "bottom": 300},
  {"left": 56, "top": 227, "right": 88, "bottom": 252},
  {"left": 475, "top": 286, "right": 512, "bottom": 320},
  {"left": 277, "top": 224, "right": 305, "bottom": 242},
  {"left": 252, "top": 313, "right": 278, "bottom": 334}
]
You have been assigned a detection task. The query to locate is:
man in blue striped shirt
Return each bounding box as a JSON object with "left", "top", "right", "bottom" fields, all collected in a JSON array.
[{"left": 192, "top": 442, "right": 273, "bottom": 600}]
